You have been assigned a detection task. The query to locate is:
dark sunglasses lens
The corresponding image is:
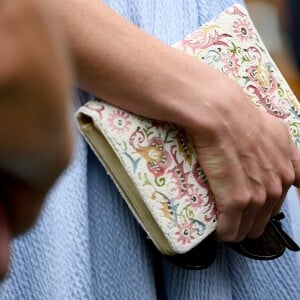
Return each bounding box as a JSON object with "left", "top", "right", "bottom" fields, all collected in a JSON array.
[
  {"left": 166, "top": 213, "right": 299, "bottom": 268},
  {"left": 229, "top": 221, "right": 286, "bottom": 260},
  {"left": 166, "top": 233, "right": 217, "bottom": 270}
]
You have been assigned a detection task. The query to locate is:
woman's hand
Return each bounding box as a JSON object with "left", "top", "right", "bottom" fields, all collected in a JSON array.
[
  {"left": 183, "top": 69, "right": 300, "bottom": 242},
  {"left": 0, "top": 0, "right": 73, "bottom": 278}
]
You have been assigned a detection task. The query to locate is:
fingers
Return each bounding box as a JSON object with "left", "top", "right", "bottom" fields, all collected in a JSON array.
[
  {"left": 215, "top": 188, "right": 266, "bottom": 242},
  {"left": 192, "top": 109, "right": 298, "bottom": 242},
  {"left": 234, "top": 189, "right": 265, "bottom": 241},
  {"left": 250, "top": 159, "right": 295, "bottom": 238},
  {"left": 216, "top": 210, "right": 241, "bottom": 241},
  {"left": 196, "top": 145, "right": 253, "bottom": 241},
  {"left": 215, "top": 180, "right": 286, "bottom": 242}
]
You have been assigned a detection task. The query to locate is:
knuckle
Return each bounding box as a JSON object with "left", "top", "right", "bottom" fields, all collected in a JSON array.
[
  {"left": 266, "top": 181, "right": 282, "bottom": 200},
  {"left": 251, "top": 188, "right": 266, "bottom": 207},
  {"left": 282, "top": 168, "right": 295, "bottom": 186},
  {"left": 230, "top": 192, "right": 251, "bottom": 210}
]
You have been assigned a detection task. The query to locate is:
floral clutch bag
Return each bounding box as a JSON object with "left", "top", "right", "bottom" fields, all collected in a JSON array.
[{"left": 76, "top": 4, "right": 300, "bottom": 256}]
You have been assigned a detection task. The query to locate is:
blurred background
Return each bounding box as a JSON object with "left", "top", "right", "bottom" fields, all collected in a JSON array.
[{"left": 245, "top": 0, "right": 300, "bottom": 99}]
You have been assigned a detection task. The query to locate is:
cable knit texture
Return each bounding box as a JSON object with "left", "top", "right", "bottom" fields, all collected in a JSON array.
[{"left": 1, "top": 1, "right": 300, "bottom": 299}]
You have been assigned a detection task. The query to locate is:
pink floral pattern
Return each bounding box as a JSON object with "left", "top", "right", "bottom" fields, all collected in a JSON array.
[
  {"left": 77, "top": 5, "right": 300, "bottom": 254},
  {"left": 222, "top": 52, "right": 240, "bottom": 76},
  {"left": 233, "top": 18, "right": 255, "bottom": 41},
  {"left": 108, "top": 110, "right": 132, "bottom": 133},
  {"left": 175, "top": 221, "right": 196, "bottom": 245},
  {"left": 186, "top": 186, "right": 205, "bottom": 209},
  {"left": 174, "top": 5, "right": 300, "bottom": 127},
  {"left": 129, "top": 130, "right": 172, "bottom": 177}
]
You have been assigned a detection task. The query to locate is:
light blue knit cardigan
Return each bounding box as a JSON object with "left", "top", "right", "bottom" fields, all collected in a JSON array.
[{"left": 1, "top": 1, "right": 300, "bottom": 299}]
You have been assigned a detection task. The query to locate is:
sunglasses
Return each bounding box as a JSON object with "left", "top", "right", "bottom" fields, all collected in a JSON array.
[{"left": 166, "top": 212, "right": 300, "bottom": 270}]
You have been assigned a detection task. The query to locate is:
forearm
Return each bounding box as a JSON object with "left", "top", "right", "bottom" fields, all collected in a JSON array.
[
  {"left": 50, "top": 0, "right": 228, "bottom": 129},
  {"left": 48, "top": 0, "right": 300, "bottom": 243}
]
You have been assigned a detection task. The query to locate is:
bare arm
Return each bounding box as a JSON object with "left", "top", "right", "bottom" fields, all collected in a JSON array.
[
  {"left": 50, "top": 0, "right": 300, "bottom": 242},
  {"left": 50, "top": 0, "right": 227, "bottom": 126}
]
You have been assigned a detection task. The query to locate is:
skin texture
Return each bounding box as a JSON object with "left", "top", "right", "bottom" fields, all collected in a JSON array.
[
  {"left": 51, "top": 0, "right": 300, "bottom": 241},
  {"left": 0, "top": 0, "right": 73, "bottom": 278}
]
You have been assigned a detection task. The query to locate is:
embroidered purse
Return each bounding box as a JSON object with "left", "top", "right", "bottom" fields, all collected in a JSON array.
[{"left": 76, "top": 5, "right": 300, "bottom": 262}]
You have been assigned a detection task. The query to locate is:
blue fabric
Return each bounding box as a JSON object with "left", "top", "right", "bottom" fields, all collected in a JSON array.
[{"left": 1, "top": 1, "right": 300, "bottom": 299}]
